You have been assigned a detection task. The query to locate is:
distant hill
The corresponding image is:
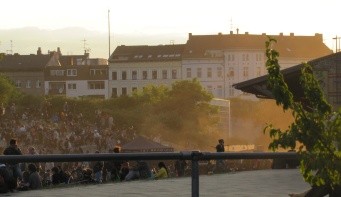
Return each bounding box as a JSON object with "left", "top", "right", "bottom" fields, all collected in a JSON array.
[{"left": 0, "top": 27, "right": 187, "bottom": 59}]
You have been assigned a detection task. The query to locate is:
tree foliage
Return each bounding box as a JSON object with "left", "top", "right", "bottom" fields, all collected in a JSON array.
[
  {"left": 264, "top": 37, "right": 341, "bottom": 188},
  {"left": 0, "top": 74, "right": 21, "bottom": 105}
]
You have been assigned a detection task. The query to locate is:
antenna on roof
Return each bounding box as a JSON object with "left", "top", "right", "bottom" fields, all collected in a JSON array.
[
  {"left": 82, "top": 38, "right": 91, "bottom": 54},
  {"left": 230, "top": 17, "right": 233, "bottom": 32},
  {"left": 108, "top": 9, "right": 111, "bottom": 58},
  {"left": 333, "top": 35, "right": 340, "bottom": 52}
]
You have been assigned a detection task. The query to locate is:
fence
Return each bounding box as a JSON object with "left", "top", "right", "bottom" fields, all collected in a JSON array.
[{"left": 0, "top": 151, "right": 298, "bottom": 197}]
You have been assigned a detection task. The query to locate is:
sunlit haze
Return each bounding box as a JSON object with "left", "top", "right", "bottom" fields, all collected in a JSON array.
[{"left": 1, "top": 0, "right": 340, "bottom": 58}]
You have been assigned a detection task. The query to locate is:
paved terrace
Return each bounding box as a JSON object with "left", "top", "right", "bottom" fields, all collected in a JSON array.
[{"left": 8, "top": 169, "right": 310, "bottom": 197}]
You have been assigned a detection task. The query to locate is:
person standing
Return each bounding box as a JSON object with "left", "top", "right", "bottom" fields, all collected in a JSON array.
[
  {"left": 215, "top": 139, "right": 226, "bottom": 173},
  {"left": 216, "top": 139, "right": 225, "bottom": 152},
  {"left": 3, "top": 139, "right": 23, "bottom": 182}
]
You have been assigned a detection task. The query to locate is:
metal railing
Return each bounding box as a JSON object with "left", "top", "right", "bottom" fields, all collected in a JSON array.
[{"left": 0, "top": 151, "right": 298, "bottom": 197}]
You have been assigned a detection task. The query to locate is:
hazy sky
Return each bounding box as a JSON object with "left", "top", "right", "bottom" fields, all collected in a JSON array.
[{"left": 1, "top": 0, "right": 341, "bottom": 58}]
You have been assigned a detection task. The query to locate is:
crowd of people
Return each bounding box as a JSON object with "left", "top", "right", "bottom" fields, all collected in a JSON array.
[{"left": 0, "top": 102, "right": 175, "bottom": 193}]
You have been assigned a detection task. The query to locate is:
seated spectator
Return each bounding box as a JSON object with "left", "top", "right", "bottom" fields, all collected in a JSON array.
[
  {"left": 0, "top": 163, "right": 16, "bottom": 193},
  {"left": 137, "top": 161, "right": 152, "bottom": 180},
  {"left": 51, "top": 166, "right": 70, "bottom": 185},
  {"left": 91, "top": 151, "right": 104, "bottom": 183},
  {"left": 120, "top": 162, "right": 129, "bottom": 181},
  {"left": 27, "top": 163, "right": 42, "bottom": 190},
  {"left": 174, "top": 159, "right": 187, "bottom": 177},
  {"left": 124, "top": 161, "right": 140, "bottom": 181},
  {"left": 18, "top": 171, "right": 30, "bottom": 191},
  {"left": 154, "top": 162, "right": 168, "bottom": 179}
]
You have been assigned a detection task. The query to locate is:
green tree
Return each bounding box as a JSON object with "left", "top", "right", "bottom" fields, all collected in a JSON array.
[
  {"left": 0, "top": 74, "right": 21, "bottom": 105},
  {"left": 264, "top": 38, "right": 341, "bottom": 188}
]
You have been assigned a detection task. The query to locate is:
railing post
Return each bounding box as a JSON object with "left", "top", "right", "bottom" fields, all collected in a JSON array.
[{"left": 191, "top": 151, "right": 202, "bottom": 197}]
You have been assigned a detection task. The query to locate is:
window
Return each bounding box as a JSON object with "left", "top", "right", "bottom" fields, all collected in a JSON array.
[
  {"left": 256, "top": 67, "right": 261, "bottom": 76},
  {"left": 16, "top": 80, "right": 22, "bottom": 88},
  {"left": 76, "top": 58, "right": 83, "bottom": 65},
  {"left": 112, "top": 88, "right": 117, "bottom": 98},
  {"left": 256, "top": 54, "right": 263, "bottom": 61},
  {"left": 88, "top": 81, "right": 105, "bottom": 89},
  {"left": 132, "top": 70, "right": 137, "bottom": 80},
  {"left": 197, "top": 68, "right": 202, "bottom": 78},
  {"left": 217, "top": 85, "right": 223, "bottom": 97},
  {"left": 67, "top": 69, "right": 77, "bottom": 76},
  {"left": 217, "top": 67, "right": 222, "bottom": 78},
  {"left": 207, "top": 68, "right": 212, "bottom": 78},
  {"left": 50, "top": 70, "right": 65, "bottom": 76},
  {"left": 122, "top": 71, "right": 127, "bottom": 80},
  {"left": 132, "top": 87, "right": 137, "bottom": 92},
  {"left": 229, "top": 85, "right": 234, "bottom": 96},
  {"left": 152, "top": 70, "right": 157, "bottom": 79},
  {"left": 243, "top": 67, "right": 249, "bottom": 77},
  {"left": 68, "top": 83, "right": 76, "bottom": 89},
  {"left": 186, "top": 68, "right": 191, "bottom": 78},
  {"left": 35, "top": 80, "right": 41, "bottom": 88},
  {"left": 90, "top": 69, "right": 107, "bottom": 76},
  {"left": 162, "top": 70, "right": 167, "bottom": 79},
  {"left": 242, "top": 54, "right": 249, "bottom": 61},
  {"left": 143, "top": 71, "right": 148, "bottom": 80},
  {"left": 122, "top": 87, "right": 127, "bottom": 96},
  {"left": 26, "top": 80, "right": 31, "bottom": 88},
  {"left": 172, "top": 69, "right": 177, "bottom": 79},
  {"left": 112, "top": 72, "right": 117, "bottom": 80},
  {"left": 228, "top": 68, "right": 234, "bottom": 77}
]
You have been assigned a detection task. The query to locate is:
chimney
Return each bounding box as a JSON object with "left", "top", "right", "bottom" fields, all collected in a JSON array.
[
  {"left": 290, "top": 33, "right": 294, "bottom": 36},
  {"left": 230, "top": 31, "right": 233, "bottom": 35},
  {"left": 57, "top": 47, "right": 61, "bottom": 55},
  {"left": 37, "top": 47, "right": 42, "bottom": 55},
  {"left": 279, "top": 33, "right": 283, "bottom": 36},
  {"left": 315, "top": 33, "right": 323, "bottom": 42},
  {"left": 188, "top": 33, "right": 192, "bottom": 38},
  {"left": 262, "top": 33, "right": 266, "bottom": 36},
  {"left": 236, "top": 28, "right": 239, "bottom": 34},
  {"left": 245, "top": 32, "right": 249, "bottom": 35},
  {"left": 218, "top": 32, "right": 222, "bottom": 35}
]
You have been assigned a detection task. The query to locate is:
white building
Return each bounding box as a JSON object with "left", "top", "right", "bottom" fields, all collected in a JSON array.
[
  {"left": 44, "top": 54, "right": 109, "bottom": 99},
  {"left": 108, "top": 32, "right": 332, "bottom": 99},
  {"left": 183, "top": 32, "right": 332, "bottom": 99},
  {"left": 108, "top": 45, "right": 185, "bottom": 97}
]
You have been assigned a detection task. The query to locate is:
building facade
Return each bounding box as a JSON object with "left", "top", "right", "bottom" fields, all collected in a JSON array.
[
  {"left": 44, "top": 57, "right": 108, "bottom": 99},
  {"left": 108, "top": 44, "right": 185, "bottom": 98},
  {"left": 233, "top": 52, "right": 341, "bottom": 110},
  {"left": 183, "top": 32, "right": 332, "bottom": 99},
  {"left": 108, "top": 32, "right": 332, "bottom": 99},
  {"left": 0, "top": 48, "right": 59, "bottom": 96}
]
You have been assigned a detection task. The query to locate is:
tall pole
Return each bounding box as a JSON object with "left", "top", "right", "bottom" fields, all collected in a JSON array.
[{"left": 108, "top": 9, "right": 111, "bottom": 58}]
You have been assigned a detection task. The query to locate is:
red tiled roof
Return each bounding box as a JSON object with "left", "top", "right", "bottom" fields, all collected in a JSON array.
[{"left": 183, "top": 33, "right": 333, "bottom": 59}]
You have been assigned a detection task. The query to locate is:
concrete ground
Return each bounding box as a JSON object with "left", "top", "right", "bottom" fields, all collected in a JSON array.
[{"left": 6, "top": 169, "right": 310, "bottom": 197}]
